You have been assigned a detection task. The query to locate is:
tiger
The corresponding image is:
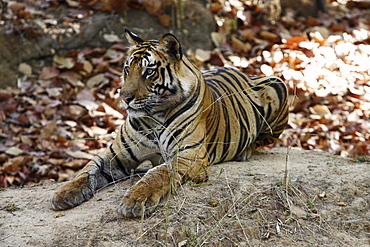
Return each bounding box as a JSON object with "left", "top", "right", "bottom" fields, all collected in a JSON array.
[{"left": 50, "top": 30, "right": 289, "bottom": 218}]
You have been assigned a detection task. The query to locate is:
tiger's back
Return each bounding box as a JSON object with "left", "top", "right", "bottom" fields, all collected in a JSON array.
[{"left": 202, "top": 67, "right": 288, "bottom": 163}]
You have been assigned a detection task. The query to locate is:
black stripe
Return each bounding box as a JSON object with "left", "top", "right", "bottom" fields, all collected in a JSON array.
[
  {"left": 123, "top": 141, "right": 140, "bottom": 163},
  {"left": 178, "top": 138, "right": 204, "bottom": 152},
  {"left": 167, "top": 128, "right": 183, "bottom": 147},
  {"left": 109, "top": 144, "right": 131, "bottom": 175},
  {"left": 164, "top": 90, "right": 199, "bottom": 127},
  {"left": 166, "top": 64, "right": 173, "bottom": 85},
  {"left": 155, "top": 67, "right": 177, "bottom": 94},
  {"left": 94, "top": 155, "right": 114, "bottom": 182},
  {"left": 100, "top": 170, "right": 114, "bottom": 183},
  {"left": 130, "top": 117, "right": 159, "bottom": 143},
  {"left": 182, "top": 60, "right": 197, "bottom": 74},
  {"left": 119, "top": 127, "right": 140, "bottom": 163}
]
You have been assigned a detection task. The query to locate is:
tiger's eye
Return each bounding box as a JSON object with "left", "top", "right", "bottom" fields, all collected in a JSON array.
[
  {"left": 144, "top": 68, "right": 156, "bottom": 79},
  {"left": 146, "top": 68, "right": 154, "bottom": 75}
]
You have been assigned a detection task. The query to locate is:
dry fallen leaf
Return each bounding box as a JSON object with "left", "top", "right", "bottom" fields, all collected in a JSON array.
[
  {"left": 158, "top": 14, "right": 171, "bottom": 27},
  {"left": 39, "top": 66, "right": 59, "bottom": 80},
  {"left": 53, "top": 55, "right": 75, "bottom": 69},
  {"left": 18, "top": 63, "right": 32, "bottom": 75},
  {"left": 39, "top": 121, "right": 57, "bottom": 140},
  {"left": 310, "top": 105, "right": 331, "bottom": 116},
  {"left": 8, "top": 2, "right": 27, "bottom": 12},
  {"left": 231, "top": 37, "right": 251, "bottom": 53},
  {"left": 86, "top": 74, "right": 109, "bottom": 88},
  {"left": 103, "top": 34, "right": 123, "bottom": 43},
  {"left": 59, "top": 71, "right": 82, "bottom": 86},
  {"left": 142, "top": 0, "right": 163, "bottom": 15},
  {"left": 5, "top": 147, "right": 24, "bottom": 156},
  {"left": 195, "top": 49, "right": 211, "bottom": 63},
  {"left": 259, "top": 30, "right": 279, "bottom": 42},
  {"left": 69, "top": 105, "right": 86, "bottom": 116},
  {"left": 66, "top": 150, "right": 94, "bottom": 160}
]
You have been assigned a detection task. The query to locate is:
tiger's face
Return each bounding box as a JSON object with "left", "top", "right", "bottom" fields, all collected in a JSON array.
[{"left": 120, "top": 30, "right": 188, "bottom": 117}]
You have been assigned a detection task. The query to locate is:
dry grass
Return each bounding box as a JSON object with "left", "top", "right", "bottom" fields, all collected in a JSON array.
[{"left": 114, "top": 146, "right": 365, "bottom": 247}]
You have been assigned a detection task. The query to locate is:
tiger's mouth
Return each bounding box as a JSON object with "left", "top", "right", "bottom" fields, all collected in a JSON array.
[
  {"left": 121, "top": 94, "right": 181, "bottom": 116},
  {"left": 121, "top": 98, "right": 155, "bottom": 115}
]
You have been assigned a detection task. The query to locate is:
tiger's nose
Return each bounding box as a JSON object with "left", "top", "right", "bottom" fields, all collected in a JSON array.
[{"left": 121, "top": 96, "right": 134, "bottom": 103}]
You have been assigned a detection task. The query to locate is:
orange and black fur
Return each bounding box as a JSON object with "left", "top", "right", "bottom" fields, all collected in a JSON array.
[{"left": 51, "top": 30, "right": 289, "bottom": 217}]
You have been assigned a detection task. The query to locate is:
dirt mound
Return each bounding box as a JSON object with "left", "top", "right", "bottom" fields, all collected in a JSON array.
[{"left": 1, "top": 147, "right": 369, "bottom": 246}]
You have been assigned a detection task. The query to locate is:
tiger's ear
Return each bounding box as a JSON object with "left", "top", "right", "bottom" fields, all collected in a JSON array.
[
  {"left": 125, "top": 29, "right": 144, "bottom": 46},
  {"left": 159, "top": 33, "right": 182, "bottom": 61}
]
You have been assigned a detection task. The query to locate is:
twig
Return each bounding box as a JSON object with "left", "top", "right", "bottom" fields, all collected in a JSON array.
[
  {"left": 96, "top": 169, "right": 149, "bottom": 192},
  {"left": 0, "top": 235, "right": 11, "bottom": 241},
  {"left": 346, "top": 218, "right": 370, "bottom": 224}
]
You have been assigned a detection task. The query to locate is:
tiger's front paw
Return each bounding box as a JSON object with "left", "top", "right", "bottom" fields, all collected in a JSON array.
[
  {"left": 118, "top": 187, "right": 162, "bottom": 218},
  {"left": 50, "top": 173, "right": 95, "bottom": 211},
  {"left": 118, "top": 165, "right": 171, "bottom": 217}
]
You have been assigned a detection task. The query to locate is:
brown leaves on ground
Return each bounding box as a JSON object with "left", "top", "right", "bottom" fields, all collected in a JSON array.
[
  {"left": 1, "top": 0, "right": 370, "bottom": 187},
  {"left": 0, "top": 42, "right": 127, "bottom": 187}
]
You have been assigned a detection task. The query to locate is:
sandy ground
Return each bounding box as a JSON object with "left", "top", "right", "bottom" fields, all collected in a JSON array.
[{"left": 1, "top": 147, "right": 369, "bottom": 246}]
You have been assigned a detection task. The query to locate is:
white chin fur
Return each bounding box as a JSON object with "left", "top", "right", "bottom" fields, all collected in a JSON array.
[{"left": 126, "top": 109, "right": 146, "bottom": 117}]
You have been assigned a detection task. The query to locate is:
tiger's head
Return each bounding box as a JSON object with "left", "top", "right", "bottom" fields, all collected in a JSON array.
[{"left": 120, "top": 30, "right": 194, "bottom": 117}]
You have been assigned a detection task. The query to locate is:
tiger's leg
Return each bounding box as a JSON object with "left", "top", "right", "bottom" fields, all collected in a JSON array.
[
  {"left": 50, "top": 138, "right": 142, "bottom": 210},
  {"left": 118, "top": 147, "right": 210, "bottom": 217}
]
